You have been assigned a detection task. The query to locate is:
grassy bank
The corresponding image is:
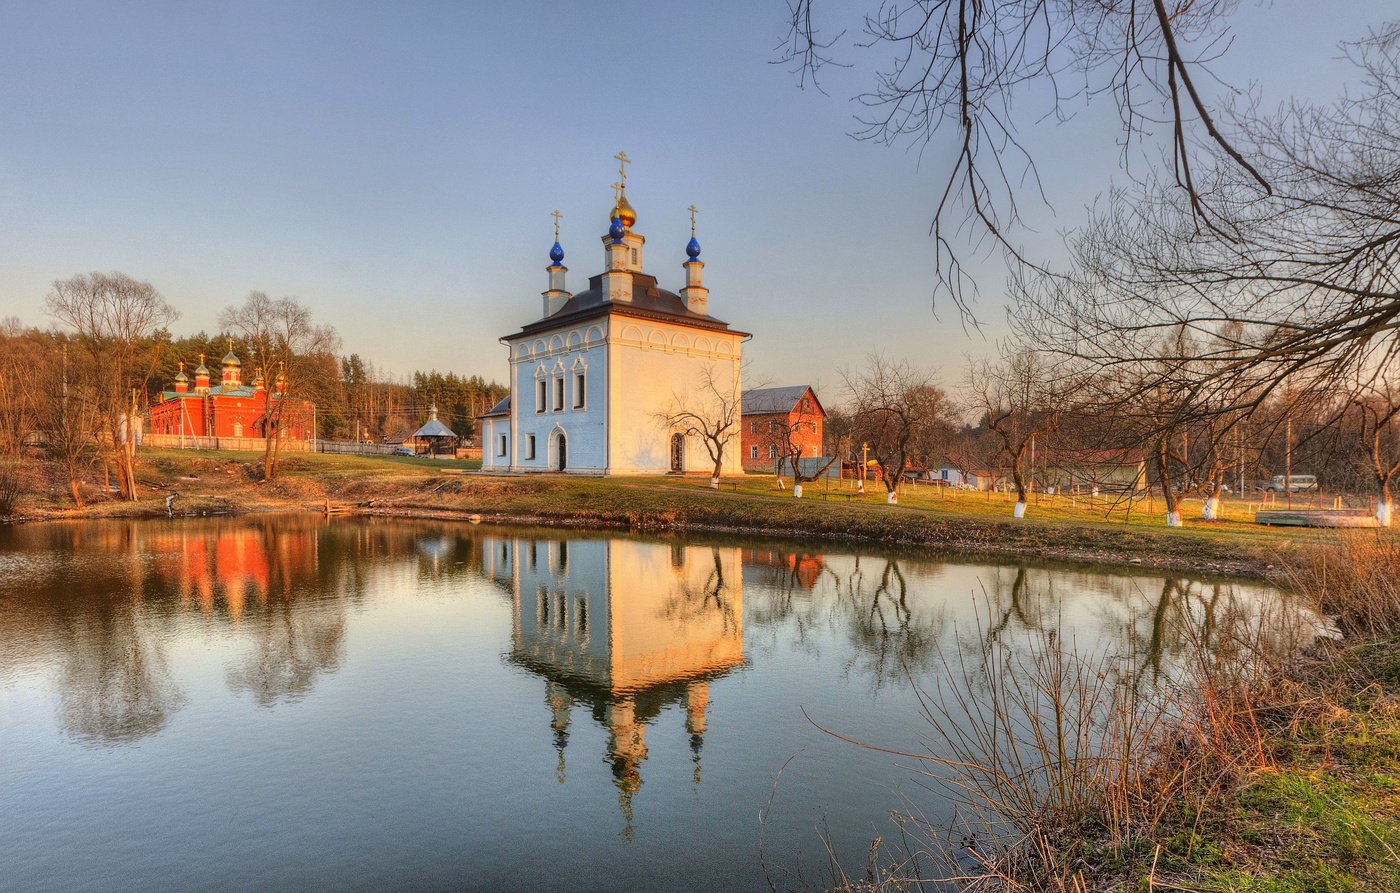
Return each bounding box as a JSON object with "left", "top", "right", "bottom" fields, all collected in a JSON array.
[{"left": 0, "top": 449, "right": 1347, "bottom": 577}]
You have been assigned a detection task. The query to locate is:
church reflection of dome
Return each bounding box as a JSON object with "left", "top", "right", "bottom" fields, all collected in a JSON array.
[{"left": 487, "top": 535, "right": 744, "bottom": 836}]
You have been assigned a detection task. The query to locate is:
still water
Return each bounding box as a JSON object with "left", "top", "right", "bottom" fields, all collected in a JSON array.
[{"left": 0, "top": 516, "right": 1301, "bottom": 892}]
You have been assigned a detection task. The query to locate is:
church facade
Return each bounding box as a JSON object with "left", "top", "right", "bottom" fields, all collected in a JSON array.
[
  {"left": 149, "top": 348, "right": 314, "bottom": 442},
  {"left": 481, "top": 168, "right": 746, "bottom": 475}
]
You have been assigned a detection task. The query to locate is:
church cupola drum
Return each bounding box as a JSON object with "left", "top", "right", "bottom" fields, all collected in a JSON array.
[{"left": 480, "top": 153, "right": 748, "bottom": 476}]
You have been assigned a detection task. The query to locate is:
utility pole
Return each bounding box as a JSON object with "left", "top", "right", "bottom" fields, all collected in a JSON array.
[{"left": 1285, "top": 415, "right": 1293, "bottom": 509}]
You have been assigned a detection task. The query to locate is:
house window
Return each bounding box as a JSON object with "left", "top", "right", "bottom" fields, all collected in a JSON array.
[
  {"left": 497, "top": 434, "right": 506, "bottom": 456},
  {"left": 536, "top": 380, "right": 546, "bottom": 413},
  {"left": 553, "top": 377, "right": 564, "bottom": 411},
  {"left": 573, "top": 372, "right": 585, "bottom": 408},
  {"left": 768, "top": 445, "right": 777, "bottom": 459},
  {"left": 750, "top": 445, "right": 758, "bottom": 459},
  {"left": 526, "top": 434, "right": 536, "bottom": 460},
  {"left": 768, "top": 419, "right": 777, "bottom": 432},
  {"left": 750, "top": 421, "right": 757, "bottom": 434}
]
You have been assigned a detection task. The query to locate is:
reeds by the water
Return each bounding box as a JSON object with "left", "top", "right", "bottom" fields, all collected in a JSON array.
[{"left": 821, "top": 536, "right": 1400, "bottom": 892}]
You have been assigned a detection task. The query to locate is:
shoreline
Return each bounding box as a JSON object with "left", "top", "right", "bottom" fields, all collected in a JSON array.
[{"left": 0, "top": 450, "right": 1322, "bottom": 582}]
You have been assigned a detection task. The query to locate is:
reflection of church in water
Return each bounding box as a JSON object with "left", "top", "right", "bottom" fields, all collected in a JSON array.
[{"left": 481, "top": 534, "right": 744, "bottom": 831}]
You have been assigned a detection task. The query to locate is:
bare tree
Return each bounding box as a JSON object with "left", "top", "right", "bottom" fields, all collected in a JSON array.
[
  {"left": 655, "top": 362, "right": 744, "bottom": 488},
  {"left": 219, "top": 292, "right": 339, "bottom": 480},
  {"left": 965, "top": 349, "right": 1069, "bottom": 518},
  {"left": 31, "top": 338, "right": 100, "bottom": 507},
  {"left": 778, "top": 0, "right": 1267, "bottom": 321},
  {"left": 844, "top": 355, "right": 953, "bottom": 504},
  {"left": 45, "top": 273, "right": 178, "bottom": 501},
  {"left": 776, "top": 394, "right": 843, "bottom": 498},
  {"left": 1010, "top": 27, "right": 1400, "bottom": 521}
]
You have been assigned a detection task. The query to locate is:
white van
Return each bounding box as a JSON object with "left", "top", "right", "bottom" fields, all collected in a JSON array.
[{"left": 1266, "top": 474, "right": 1318, "bottom": 492}]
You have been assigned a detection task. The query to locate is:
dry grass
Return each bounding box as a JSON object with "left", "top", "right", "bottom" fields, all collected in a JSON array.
[{"left": 1282, "top": 530, "right": 1400, "bottom": 636}]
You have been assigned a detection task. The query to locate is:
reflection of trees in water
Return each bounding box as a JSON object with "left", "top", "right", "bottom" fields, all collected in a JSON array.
[
  {"left": 837, "top": 557, "right": 950, "bottom": 688},
  {"left": 226, "top": 601, "right": 346, "bottom": 707},
  {"left": 663, "top": 547, "right": 739, "bottom": 637},
  {"left": 56, "top": 591, "right": 185, "bottom": 746},
  {"left": 744, "top": 550, "right": 951, "bottom": 687},
  {"left": 977, "top": 566, "right": 1306, "bottom": 690}
]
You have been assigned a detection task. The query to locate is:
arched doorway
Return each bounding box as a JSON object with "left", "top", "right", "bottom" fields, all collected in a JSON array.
[
  {"left": 669, "top": 433, "right": 684, "bottom": 473},
  {"left": 552, "top": 429, "right": 568, "bottom": 471}
]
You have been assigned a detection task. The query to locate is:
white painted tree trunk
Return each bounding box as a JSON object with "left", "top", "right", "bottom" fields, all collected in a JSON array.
[
  {"left": 1013, "top": 501, "right": 1026, "bottom": 519},
  {"left": 887, "top": 491, "right": 898, "bottom": 505},
  {"left": 1378, "top": 501, "right": 1393, "bottom": 527},
  {"left": 1166, "top": 511, "right": 1182, "bottom": 527},
  {"left": 793, "top": 484, "right": 803, "bottom": 499},
  {"left": 1202, "top": 496, "right": 1219, "bottom": 520},
  {"left": 709, "top": 475, "right": 719, "bottom": 489}
]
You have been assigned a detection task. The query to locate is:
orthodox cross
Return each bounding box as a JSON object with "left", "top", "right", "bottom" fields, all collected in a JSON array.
[
  {"left": 611, "top": 181, "right": 623, "bottom": 204},
  {"left": 614, "top": 150, "right": 630, "bottom": 189},
  {"left": 227, "top": 338, "right": 233, "bottom": 354},
  {"left": 688, "top": 204, "right": 698, "bottom": 237},
  {"left": 199, "top": 352, "right": 205, "bottom": 366},
  {"left": 551, "top": 209, "right": 562, "bottom": 241}
]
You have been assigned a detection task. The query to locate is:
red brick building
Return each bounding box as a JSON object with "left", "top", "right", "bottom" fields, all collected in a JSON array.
[
  {"left": 740, "top": 385, "right": 825, "bottom": 471},
  {"left": 149, "top": 349, "right": 315, "bottom": 442}
]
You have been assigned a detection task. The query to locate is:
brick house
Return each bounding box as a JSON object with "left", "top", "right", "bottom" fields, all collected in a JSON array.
[{"left": 740, "top": 385, "right": 825, "bottom": 471}]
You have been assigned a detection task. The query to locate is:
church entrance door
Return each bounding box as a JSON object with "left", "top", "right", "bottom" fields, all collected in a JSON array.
[
  {"left": 669, "top": 433, "right": 684, "bottom": 473},
  {"left": 553, "top": 430, "right": 567, "bottom": 471}
]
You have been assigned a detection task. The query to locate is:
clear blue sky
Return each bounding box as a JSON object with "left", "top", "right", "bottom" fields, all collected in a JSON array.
[{"left": 0, "top": 1, "right": 1392, "bottom": 391}]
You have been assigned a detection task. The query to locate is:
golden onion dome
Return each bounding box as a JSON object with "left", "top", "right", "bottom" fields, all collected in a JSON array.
[{"left": 614, "top": 191, "right": 637, "bottom": 229}]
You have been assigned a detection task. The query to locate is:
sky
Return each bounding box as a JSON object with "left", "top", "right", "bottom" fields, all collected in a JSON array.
[{"left": 0, "top": 1, "right": 1394, "bottom": 393}]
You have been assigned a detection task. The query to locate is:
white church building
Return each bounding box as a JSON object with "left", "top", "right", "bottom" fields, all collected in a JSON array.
[{"left": 480, "top": 166, "right": 746, "bottom": 475}]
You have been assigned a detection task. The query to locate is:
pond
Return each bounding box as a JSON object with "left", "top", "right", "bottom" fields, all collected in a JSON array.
[{"left": 0, "top": 515, "right": 1306, "bottom": 892}]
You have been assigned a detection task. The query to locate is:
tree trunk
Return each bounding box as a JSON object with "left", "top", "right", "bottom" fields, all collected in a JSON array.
[{"left": 1155, "top": 441, "right": 1181, "bottom": 527}]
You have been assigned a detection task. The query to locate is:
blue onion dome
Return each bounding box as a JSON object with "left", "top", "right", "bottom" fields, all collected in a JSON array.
[
  {"left": 549, "top": 241, "right": 565, "bottom": 265},
  {"left": 609, "top": 216, "right": 625, "bottom": 243},
  {"left": 686, "top": 236, "right": 701, "bottom": 260}
]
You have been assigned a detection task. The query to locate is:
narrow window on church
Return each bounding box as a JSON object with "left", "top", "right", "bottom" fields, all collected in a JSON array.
[
  {"left": 573, "top": 372, "right": 585, "bottom": 408},
  {"left": 536, "top": 380, "right": 545, "bottom": 413},
  {"left": 526, "top": 434, "right": 536, "bottom": 460},
  {"left": 630, "top": 247, "right": 638, "bottom": 265},
  {"left": 497, "top": 434, "right": 507, "bottom": 456},
  {"left": 750, "top": 421, "right": 757, "bottom": 434},
  {"left": 553, "top": 377, "right": 564, "bottom": 411}
]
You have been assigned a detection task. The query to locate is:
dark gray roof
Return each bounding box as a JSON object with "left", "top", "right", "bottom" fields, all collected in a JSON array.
[
  {"left": 507, "top": 272, "right": 745, "bottom": 339},
  {"left": 479, "top": 395, "right": 511, "bottom": 418},
  {"left": 742, "top": 385, "right": 821, "bottom": 416},
  {"left": 413, "top": 419, "right": 457, "bottom": 438}
]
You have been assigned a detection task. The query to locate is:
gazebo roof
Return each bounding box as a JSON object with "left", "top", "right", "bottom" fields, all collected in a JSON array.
[{"left": 413, "top": 418, "right": 456, "bottom": 439}]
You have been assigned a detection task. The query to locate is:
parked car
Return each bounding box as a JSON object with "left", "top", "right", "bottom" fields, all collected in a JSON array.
[
  {"left": 393, "top": 445, "right": 416, "bottom": 456},
  {"left": 1265, "top": 474, "right": 1318, "bottom": 492}
]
